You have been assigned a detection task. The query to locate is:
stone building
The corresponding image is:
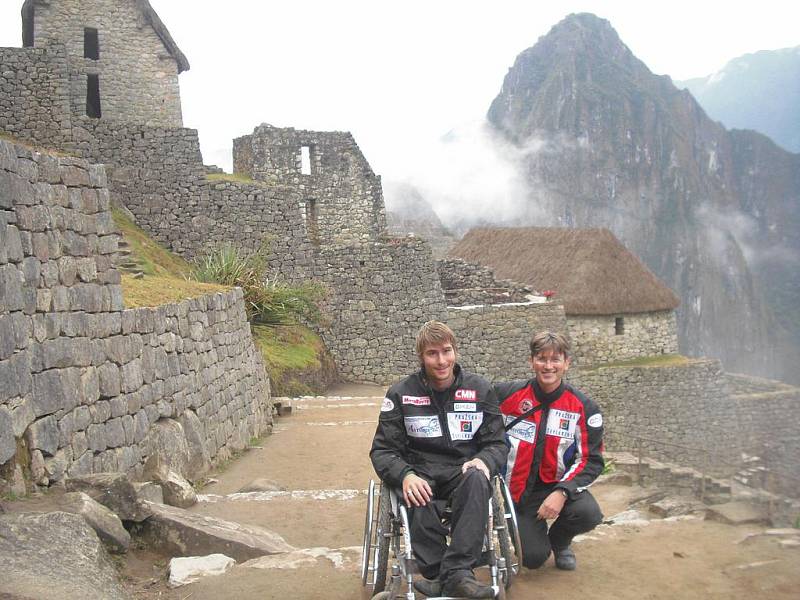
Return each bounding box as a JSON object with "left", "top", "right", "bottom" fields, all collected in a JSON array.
[
  {"left": 21, "top": 0, "right": 188, "bottom": 126},
  {"left": 234, "top": 124, "right": 387, "bottom": 245},
  {"left": 448, "top": 227, "right": 681, "bottom": 364}
]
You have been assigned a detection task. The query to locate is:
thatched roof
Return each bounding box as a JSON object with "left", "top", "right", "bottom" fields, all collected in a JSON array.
[
  {"left": 448, "top": 227, "right": 680, "bottom": 315},
  {"left": 22, "top": 0, "right": 190, "bottom": 73}
]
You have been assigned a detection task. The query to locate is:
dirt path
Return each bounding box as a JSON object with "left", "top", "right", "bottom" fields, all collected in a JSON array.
[{"left": 130, "top": 384, "right": 800, "bottom": 599}]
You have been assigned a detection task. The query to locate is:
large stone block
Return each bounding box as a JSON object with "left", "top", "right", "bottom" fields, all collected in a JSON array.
[
  {"left": 0, "top": 264, "right": 24, "bottom": 312},
  {"left": 142, "top": 418, "right": 190, "bottom": 480},
  {"left": 97, "top": 362, "right": 121, "bottom": 398},
  {"left": 59, "top": 491, "right": 131, "bottom": 554},
  {"left": 32, "top": 367, "right": 80, "bottom": 416},
  {"left": 0, "top": 512, "right": 132, "bottom": 600},
  {"left": 0, "top": 407, "right": 15, "bottom": 464},
  {"left": 140, "top": 502, "right": 294, "bottom": 562},
  {"left": 42, "top": 337, "right": 92, "bottom": 369},
  {"left": 25, "top": 414, "right": 59, "bottom": 456},
  {"left": 66, "top": 472, "right": 151, "bottom": 522}
]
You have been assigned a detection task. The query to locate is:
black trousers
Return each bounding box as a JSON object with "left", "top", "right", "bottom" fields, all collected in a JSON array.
[
  {"left": 516, "top": 487, "right": 603, "bottom": 569},
  {"left": 407, "top": 467, "right": 492, "bottom": 585}
]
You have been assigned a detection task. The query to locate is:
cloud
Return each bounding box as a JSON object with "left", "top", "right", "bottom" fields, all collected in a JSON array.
[{"left": 384, "top": 119, "right": 553, "bottom": 235}]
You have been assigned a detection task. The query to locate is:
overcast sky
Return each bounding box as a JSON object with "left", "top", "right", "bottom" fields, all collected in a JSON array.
[{"left": 1, "top": 0, "right": 798, "bottom": 185}]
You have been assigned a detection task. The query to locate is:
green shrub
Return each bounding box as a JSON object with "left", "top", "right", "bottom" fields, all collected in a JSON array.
[{"left": 192, "top": 242, "right": 325, "bottom": 326}]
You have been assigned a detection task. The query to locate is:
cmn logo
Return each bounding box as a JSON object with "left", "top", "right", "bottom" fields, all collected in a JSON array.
[{"left": 455, "top": 389, "right": 476, "bottom": 401}]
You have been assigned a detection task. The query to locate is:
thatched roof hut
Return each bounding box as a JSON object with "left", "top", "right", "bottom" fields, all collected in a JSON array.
[
  {"left": 22, "top": 0, "right": 190, "bottom": 73},
  {"left": 448, "top": 227, "right": 679, "bottom": 316}
]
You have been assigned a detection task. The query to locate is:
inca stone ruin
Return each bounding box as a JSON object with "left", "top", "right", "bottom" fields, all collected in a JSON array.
[{"left": 2, "top": 0, "right": 799, "bottom": 504}]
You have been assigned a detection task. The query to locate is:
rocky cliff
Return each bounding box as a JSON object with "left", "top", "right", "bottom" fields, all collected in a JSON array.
[{"left": 486, "top": 13, "right": 800, "bottom": 382}]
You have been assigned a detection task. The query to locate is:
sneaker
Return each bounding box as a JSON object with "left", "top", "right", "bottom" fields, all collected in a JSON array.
[
  {"left": 553, "top": 546, "right": 577, "bottom": 570},
  {"left": 413, "top": 577, "right": 441, "bottom": 597},
  {"left": 442, "top": 572, "right": 494, "bottom": 599}
]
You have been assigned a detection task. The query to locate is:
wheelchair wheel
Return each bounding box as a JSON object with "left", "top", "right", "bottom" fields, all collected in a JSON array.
[
  {"left": 372, "top": 482, "right": 392, "bottom": 593},
  {"left": 360, "top": 480, "right": 376, "bottom": 586},
  {"left": 493, "top": 477, "right": 522, "bottom": 590}
]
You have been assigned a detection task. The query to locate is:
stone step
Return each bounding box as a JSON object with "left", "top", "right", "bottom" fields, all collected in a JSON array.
[
  {"left": 606, "top": 451, "right": 731, "bottom": 498},
  {"left": 137, "top": 501, "right": 295, "bottom": 562},
  {"left": 705, "top": 501, "right": 771, "bottom": 525}
]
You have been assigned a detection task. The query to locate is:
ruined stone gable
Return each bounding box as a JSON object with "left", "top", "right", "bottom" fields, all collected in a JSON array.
[
  {"left": 22, "top": 0, "right": 187, "bottom": 127},
  {"left": 234, "top": 125, "right": 387, "bottom": 246}
]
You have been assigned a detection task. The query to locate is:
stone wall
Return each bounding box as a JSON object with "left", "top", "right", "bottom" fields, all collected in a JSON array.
[
  {"left": 567, "top": 310, "right": 679, "bottom": 364},
  {"left": 66, "top": 119, "right": 316, "bottom": 275},
  {"left": 234, "top": 124, "right": 387, "bottom": 245},
  {"left": 437, "top": 258, "right": 534, "bottom": 306},
  {"left": 570, "top": 360, "right": 800, "bottom": 497},
  {"left": 25, "top": 0, "right": 184, "bottom": 126},
  {"left": 0, "top": 44, "right": 74, "bottom": 151},
  {"left": 0, "top": 139, "right": 271, "bottom": 491},
  {"left": 315, "top": 239, "right": 447, "bottom": 383},
  {"left": 448, "top": 302, "right": 568, "bottom": 380},
  {"left": 728, "top": 389, "right": 800, "bottom": 498}
]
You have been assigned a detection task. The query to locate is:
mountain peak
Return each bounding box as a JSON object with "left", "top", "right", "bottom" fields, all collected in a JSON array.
[{"left": 487, "top": 12, "right": 654, "bottom": 142}]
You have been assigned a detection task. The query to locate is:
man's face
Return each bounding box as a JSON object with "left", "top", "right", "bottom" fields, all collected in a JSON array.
[
  {"left": 421, "top": 342, "right": 456, "bottom": 390},
  {"left": 530, "top": 348, "right": 570, "bottom": 393}
]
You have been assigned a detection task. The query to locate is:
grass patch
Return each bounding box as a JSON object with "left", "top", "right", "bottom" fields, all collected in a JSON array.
[
  {"left": 253, "top": 324, "right": 321, "bottom": 373},
  {"left": 112, "top": 208, "right": 193, "bottom": 278},
  {"left": 585, "top": 354, "right": 690, "bottom": 370},
  {"left": 0, "top": 132, "right": 76, "bottom": 157},
  {"left": 121, "top": 273, "right": 228, "bottom": 308},
  {"left": 206, "top": 172, "right": 258, "bottom": 185},
  {"left": 253, "top": 324, "right": 326, "bottom": 396}
]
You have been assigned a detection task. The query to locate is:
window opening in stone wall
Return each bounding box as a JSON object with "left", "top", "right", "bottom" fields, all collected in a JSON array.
[
  {"left": 300, "top": 146, "right": 312, "bottom": 175},
  {"left": 84, "top": 28, "right": 99, "bottom": 60},
  {"left": 615, "top": 316, "right": 625, "bottom": 335},
  {"left": 22, "top": 6, "right": 35, "bottom": 47},
  {"left": 306, "top": 198, "right": 319, "bottom": 244},
  {"left": 86, "top": 74, "right": 101, "bottom": 118}
]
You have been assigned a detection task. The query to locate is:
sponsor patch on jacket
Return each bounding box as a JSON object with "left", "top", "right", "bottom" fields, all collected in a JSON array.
[
  {"left": 447, "top": 412, "right": 484, "bottom": 440},
  {"left": 402, "top": 395, "right": 431, "bottom": 406},
  {"left": 454, "top": 402, "right": 476, "bottom": 411},
  {"left": 519, "top": 399, "right": 534, "bottom": 413},
  {"left": 454, "top": 389, "right": 476, "bottom": 401},
  {"left": 587, "top": 413, "right": 603, "bottom": 428},
  {"left": 545, "top": 409, "right": 579, "bottom": 439},
  {"left": 506, "top": 418, "right": 536, "bottom": 444},
  {"left": 404, "top": 416, "right": 442, "bottom": 438},
  {"left": 381, "top": 398, "right": 394, "bottom": 412}
]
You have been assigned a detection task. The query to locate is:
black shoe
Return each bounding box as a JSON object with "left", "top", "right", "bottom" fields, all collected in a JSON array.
[
  {"left": 413, "top": 577, "right": 442, "bottom": 597},
  {"left": 443, "top": 572, "right": 494, "bottom": 599},
  {"left": 553, "top": 546, "right": 577, "bottom": 570}
]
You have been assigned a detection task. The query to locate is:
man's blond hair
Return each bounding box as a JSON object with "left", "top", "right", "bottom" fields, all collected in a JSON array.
[
  {"left": 529, "top": 331, "right": 571, "bottom": 358},
  {"left": 416, "top": 321, "right": 457, "bottom": 361}
]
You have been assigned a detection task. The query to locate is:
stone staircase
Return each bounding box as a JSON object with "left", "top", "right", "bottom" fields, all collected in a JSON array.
[
  {"left": 606, "top": 451, "right": 732, "bottom": 500},
  {"left": 114, "top": 238, "right": 144, "bottom": 278}
]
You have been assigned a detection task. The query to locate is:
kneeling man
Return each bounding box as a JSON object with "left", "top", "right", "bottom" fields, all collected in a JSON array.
[
  {"left": 495, "top": 331, "right": 604, "bottom": 571},
  {"left": 370, "top": 321, "right": 508, "bottom": 598}
]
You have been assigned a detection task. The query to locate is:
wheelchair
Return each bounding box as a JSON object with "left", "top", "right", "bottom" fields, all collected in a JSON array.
[{"left": 360, "top": 474, "right": 522, "bottom": 600}]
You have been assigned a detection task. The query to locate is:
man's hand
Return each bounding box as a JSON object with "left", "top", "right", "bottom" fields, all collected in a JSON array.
[
  {"left": 461, "top": 457, "right": 490, "bottom": 480},
  {"left": 402, "top": 473, "right": 433, "bottom": 507},
  {"left": 537, "top": 489, "right": 567, "bottom": 520}
]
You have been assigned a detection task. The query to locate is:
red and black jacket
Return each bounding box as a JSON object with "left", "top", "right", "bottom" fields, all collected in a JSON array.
[{"left": 494, "top": 379, "right": 604, "bottom": 505}]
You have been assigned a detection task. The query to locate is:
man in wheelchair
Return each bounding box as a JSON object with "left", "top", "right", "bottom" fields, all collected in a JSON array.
[{"left": 370, "top": 321, "right": 509, "bottom": 599}]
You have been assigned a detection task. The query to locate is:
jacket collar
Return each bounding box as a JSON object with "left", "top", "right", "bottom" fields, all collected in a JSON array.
[{"left": 531, "top": 378, "right": 565, "bottom": 406}]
